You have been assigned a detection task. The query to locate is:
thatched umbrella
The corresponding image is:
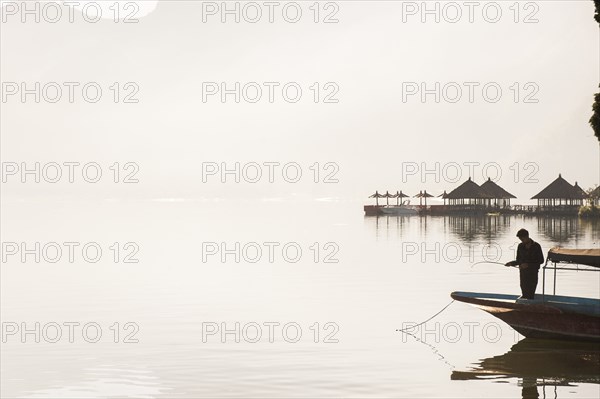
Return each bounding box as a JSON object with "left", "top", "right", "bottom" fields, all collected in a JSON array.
[
  {"left": 414, "top": 191, "right": 423, "bottom": 206},
  {"left": 438, "top": 190, "right": 449, "bottom": 206},
  {"left": 415, "top": 190, "right": 434, "bottom": 206},
  {"left": 369, "top": 191, "right": 384, "bottom": 206},
  {"left": 421, "top": 190, "right": 434, "bottom": 206},
  {"left": 393, "top": 190, "right": 409, "bottom": 206},
  {"left": 383, "top": 191, "right": 394, "bottom": 206}
]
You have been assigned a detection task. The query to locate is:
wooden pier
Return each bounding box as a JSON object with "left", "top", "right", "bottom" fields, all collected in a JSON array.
[{"left": 364, "top": 204, "right": 583, "bottom": 216}]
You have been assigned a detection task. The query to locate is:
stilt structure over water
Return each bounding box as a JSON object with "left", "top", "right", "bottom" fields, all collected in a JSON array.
[
  {"left": 480, "top": 177, "right": 517, "bottom": 208},
  {"left": 364, "top": 174, "right": 595, "bottom": 216},
  {"left": 427, "top": 177, "right": 511, "bottom": 215},
  {"left": 531, "top": 174, "right": 588, "bottom": 215}
]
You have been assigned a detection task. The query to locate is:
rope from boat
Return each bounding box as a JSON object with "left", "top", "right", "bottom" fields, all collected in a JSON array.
[
  {"left": 395, "top": 299, "right": 455, "bottom": 333},
  {"left": 401, "top": 329, "right": 456, "bottom": 370},
  {"left": 396, "top": 300, "right": 457, "bottom": 369}
]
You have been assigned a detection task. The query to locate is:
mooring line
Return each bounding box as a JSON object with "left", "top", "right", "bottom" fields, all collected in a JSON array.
[
  {"left": 401, "top": 330, "right": 457, "bottom": 370},
  {"left": 395, "top": 299, "right": 458, "bottom": 370},
  {"left": 396, "top": 300, "right": 455, "bottom": 333}
]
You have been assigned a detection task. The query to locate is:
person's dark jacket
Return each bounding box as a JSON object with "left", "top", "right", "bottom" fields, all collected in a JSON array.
[{"left": 516, "top": 240, "right": 544, "bottom": 270}]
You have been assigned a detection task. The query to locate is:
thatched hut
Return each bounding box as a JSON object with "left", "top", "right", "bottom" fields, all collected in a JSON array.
[
  {"left": 445, "top": 177, "right": 493, "bottom": 207},
  {"left": 531, "top": 174, "right": 587, "bottom": 209},
  {"left": 480, "top": 177, "right": 516, "bottom": 208},
  {"left": 573, "top": 182, "right": 588, "bottom": 201}
]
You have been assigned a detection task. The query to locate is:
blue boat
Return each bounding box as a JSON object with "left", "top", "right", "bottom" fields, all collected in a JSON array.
[{"left": 452, "top": 248, "right": 600, "bottom": 342}]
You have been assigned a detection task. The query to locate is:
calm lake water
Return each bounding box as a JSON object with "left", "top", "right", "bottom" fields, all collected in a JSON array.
[{"left": 1, "top": 198, "right": 599, "bottom": 398}]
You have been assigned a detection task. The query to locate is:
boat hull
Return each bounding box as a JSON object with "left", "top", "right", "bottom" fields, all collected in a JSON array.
[
  {"left": 451, "top": 291, "right": 600, "bottom": 342},
  {"left": 379, "top": 206, "right": 418, "bottom": 215}
]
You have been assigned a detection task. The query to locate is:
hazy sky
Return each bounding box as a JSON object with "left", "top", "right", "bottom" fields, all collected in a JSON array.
[{"left": 1, "top": 0, "right": 599, "bottom": 202}]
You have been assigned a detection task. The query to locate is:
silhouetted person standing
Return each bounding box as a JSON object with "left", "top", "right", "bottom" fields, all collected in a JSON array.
[{"left": 505, "top": 229, "right": 544, "bottom": 299}]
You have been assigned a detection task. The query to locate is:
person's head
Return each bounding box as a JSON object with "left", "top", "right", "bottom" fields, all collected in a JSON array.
[{"left": 517, "top": 228, "right": 530, "bottom": 242}]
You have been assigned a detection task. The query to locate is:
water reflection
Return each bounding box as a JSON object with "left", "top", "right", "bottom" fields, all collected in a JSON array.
[
  {"left": 534, "top": 217, "right": 582, "bottom": 245},
  {"left": 452, "top": 339, "right": 600, "bottom": 399},
  {"left": 366, "top": 214, "right": 515, "bottom": 243},
  {"left": 444, "top": 215, "right": 512, "bottom": 243},
  {"left": 580, "top": 218, "right": 600, "bottom": 244},
  {"left": 368, "top": 214, "right": 600, "bottom": 249},
  {"left": 366, "top": 215, "right": 412, "bottom": 239}
]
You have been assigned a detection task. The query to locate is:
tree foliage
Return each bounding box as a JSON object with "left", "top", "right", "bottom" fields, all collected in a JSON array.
[{"left": 591, "top": 86, "right": 600, "bottom": 142}]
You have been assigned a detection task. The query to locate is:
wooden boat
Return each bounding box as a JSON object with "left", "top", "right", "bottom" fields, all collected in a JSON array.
[
  {"left": 380, "top": 206, "right": 418, "bottom": 215},
  {"left": 452, "top": 248, "right": 600, "bottom": 342},
  {"left": 365, "top": 191, "right": 416, "bottom": 216},
  {"left": 379, "top": 200, "right": 418, "bottom": 215}
]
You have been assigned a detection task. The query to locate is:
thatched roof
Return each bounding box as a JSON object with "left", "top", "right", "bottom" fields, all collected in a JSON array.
[
  {"left": 446, "top": 177, "right": 493, "bottom": 199},
  {"left": 480, "top": 177, "right": 516, "bottom": 199},
  {"left": 415, "top": 190, "right": 434, "bottom": 198},
  {"left": 573, "top": 182, "right": 589, "bottom": 199},
  {"left": 531, "top": 174, "right": 586, "bottom": 200}
]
